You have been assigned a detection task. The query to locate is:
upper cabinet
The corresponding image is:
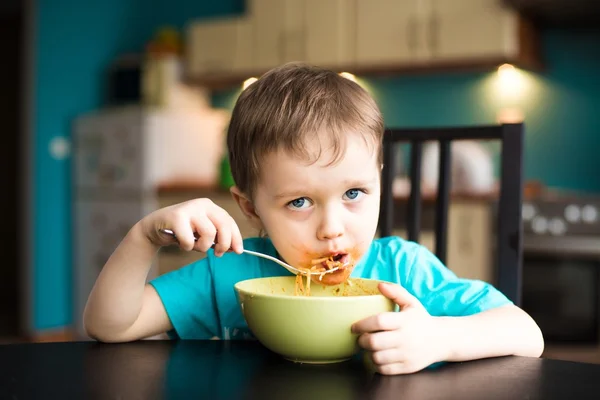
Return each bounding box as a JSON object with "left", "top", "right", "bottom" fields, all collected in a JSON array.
[
  {"left": 428, "top": 0, "right": 519, "bottom": 61},
  {"left": 186, "top": 17, "right": 253, "bottom": 76},
  {"left": 248, "top": 0, "right": 356, "bottom": 70},
  {"left": 249, "top": 0, "right": 304, "bottom": 70},
  {"left": 355, "top": 0, "right": 534, "bottom": 66},
  {"left": 185, "top": 0, "right": 540, "bottom": 88},
  {"left": 304, "top": 0, "right": 356, "bottom": 67},
  {"left": 355, "top": 0, "right": 420, "bottom": 66}
]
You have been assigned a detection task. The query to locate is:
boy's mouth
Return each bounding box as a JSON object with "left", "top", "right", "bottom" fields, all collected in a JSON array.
[{"left": 310, "top": 253, "right": 351, "bottom": 271}]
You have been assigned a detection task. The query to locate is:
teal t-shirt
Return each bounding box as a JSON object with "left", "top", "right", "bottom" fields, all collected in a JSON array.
[{"left": 149, "top": 236, "right": 512, "bottom": 340}]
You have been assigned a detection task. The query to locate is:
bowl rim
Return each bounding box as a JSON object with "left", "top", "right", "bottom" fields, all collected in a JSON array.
[{"left": 233, "top": 276, "right": 390, "bottom": 301}]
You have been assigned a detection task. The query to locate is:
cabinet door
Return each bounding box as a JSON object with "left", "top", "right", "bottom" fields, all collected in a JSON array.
[
  {"left": 388, "top": 203, "right": 493, "bottom": 284},
  {"left": 304, "top": 0, "right": 356, "bottom": 67},
  {"left": 250, "top": 0, "right": 307, "bottom": 69},
  {"left": 356, "top": 0, "right": 419, "bottom": 66},
  {"left": 429, "top": 0, "right": 518, "bottom": 61},
  {"left": 186, "top": 17, "right": 253, "bottom": 75},
  {"left": 282, "top": 0, "right": 306, "bottom": 63},
  {"left": 249, "top": 0, "right": 286, "bottom": 70},
  {"left": 446, "top": 202, "right": 493, "bottom": 283}
]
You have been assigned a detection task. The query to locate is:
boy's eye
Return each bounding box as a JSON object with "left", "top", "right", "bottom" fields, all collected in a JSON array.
[
  {"left": 288, "top": 197, "right": 312, "bottom": 209},
  {"left": 344, "top": 189, "right": 364, "bottom": 201}
]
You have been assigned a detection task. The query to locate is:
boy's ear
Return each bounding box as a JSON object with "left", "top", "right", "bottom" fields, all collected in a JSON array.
[{"left": 230, "top": 186, "right": 264, "bottom": 231}]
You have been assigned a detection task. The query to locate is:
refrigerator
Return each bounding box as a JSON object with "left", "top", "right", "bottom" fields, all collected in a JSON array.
[{"left": 72, "top": 105, "right": 228, "bottom": 339}]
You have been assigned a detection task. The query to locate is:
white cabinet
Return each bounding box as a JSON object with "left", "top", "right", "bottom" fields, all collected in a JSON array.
[
  {"left": 429, "top": 0, "right": 518, "bottom": 61},
  {"left": 356, "top": 0, "right": 420, "bottom": 66},
  {"left": 304, "top": 0, "right": 356, "bottom": 67},
  {"left": 186, "top": 17, "right": 253, "bottom": 75}
]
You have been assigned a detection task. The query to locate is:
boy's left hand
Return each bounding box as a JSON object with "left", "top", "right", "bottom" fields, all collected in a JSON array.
[{"left": 351, "top": 282, "right": 447, "bottom": 375}]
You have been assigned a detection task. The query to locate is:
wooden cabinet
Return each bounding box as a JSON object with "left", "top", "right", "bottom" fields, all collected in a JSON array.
[
  {"left": 356, "top": 0, "right": 525, "bottom": 67},
  {"left": 304, "top": 0, "right": 356, "bottom": 67},
  {"left": 429, "top": 0, "right": 519, "bottom": 62},
  {"left": 391, "top": 200, "right": 494, "bottom": 284},
  {"left": 186, "top": 17, "right": 253, "bottom": 76},
  {"left": 249, "top": 0, "right": 356, "bottom": 70},
  {"left": 185, "top": 0, "right": 539, "bottom": 88},
  {"left": 446, "top": 201, "right": 494, "bottom": 283},
  {"left": 248, "top": 0, "right": 303, "bottom": 70},
  {"left": 355, "top": 0, "right": 421, "bottom": 66}
]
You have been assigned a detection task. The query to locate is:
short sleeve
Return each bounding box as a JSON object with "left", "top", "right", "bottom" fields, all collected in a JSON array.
[
  {"left": 403, "top": 245, "right": 513, "bottom": 316},
  {"left": 149, "top": 254, "right": 220, "bottom": 339}
]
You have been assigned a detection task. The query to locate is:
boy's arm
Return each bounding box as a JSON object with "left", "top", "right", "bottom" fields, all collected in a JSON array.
[
  {"left": 352, "top": 283, "right": 543, "bottom": 375},
  {"left": 437, "top": 303, "right": 544, "bottom": 361},
  {"left": 83, "top": 222, "right": 172, "bottom": 342},
  {"left": 352, "top": 241, "right": 544, "bottom": 375}
]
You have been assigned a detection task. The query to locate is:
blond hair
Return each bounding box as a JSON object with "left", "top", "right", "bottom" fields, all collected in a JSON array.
[{"left": 227, "top": 62, "right": 384, "bottom": 198}]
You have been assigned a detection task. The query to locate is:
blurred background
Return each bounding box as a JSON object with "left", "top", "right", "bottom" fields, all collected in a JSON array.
[{"left": 1, "top": 0, "right": 600, "bottom": 364}]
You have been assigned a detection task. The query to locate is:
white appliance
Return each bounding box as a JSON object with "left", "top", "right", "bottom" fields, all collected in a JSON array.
[
  {"left": 72, "top": 105, "right": 228, "bottom": 339},
  {"left": 421, "top": 140, "right": 495, "bottom": 194}
]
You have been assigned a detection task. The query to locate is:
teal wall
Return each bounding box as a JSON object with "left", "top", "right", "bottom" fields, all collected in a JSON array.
[
  {"left": 32, "top": 0, "right": 599, "bottom": 331},
  {"left": 32, "top": 0, "right": 243, "bottom": 330}
]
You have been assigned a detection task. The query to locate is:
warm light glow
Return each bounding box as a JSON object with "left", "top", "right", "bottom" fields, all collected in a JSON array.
[
  {"left": 497, "top": 64, "right": 520, "bottom": 90},
  {"left": 495, "top": 63, "right": 529, "bottom": 101},
  {"left": 498, "top": 63, "right": 515, "bottom": 73},
  {"left": 339, "top": 72, "right": 357, "bottom": 82},
  {"left": 496, "top": 107, "right": 525, "bottom": 123},
  {"left": 242, "top": 77, "right": 258, "bottom": 90}
]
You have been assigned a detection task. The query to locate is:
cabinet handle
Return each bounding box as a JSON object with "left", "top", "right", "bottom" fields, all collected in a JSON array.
[
  {"left": 278, "top": 31, "right": 285, "bottom": 62},
  {"left": 407, "top": 15, "right": 417, "bottom": 53},
  {"left": 429, "top": 12, "right": 439, "bottom": 54}
]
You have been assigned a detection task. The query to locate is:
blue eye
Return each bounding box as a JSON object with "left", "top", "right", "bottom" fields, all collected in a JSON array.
[
  {"left": 288, "top": 197, "right": 312, "bottom": 210},
  {"left": 344, "top": 189, "right": 363, "bottom": 201}
]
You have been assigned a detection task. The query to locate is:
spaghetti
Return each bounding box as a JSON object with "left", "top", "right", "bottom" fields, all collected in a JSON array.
[{"left": 294, "top": 254, "right": 353, "bottom": 296}]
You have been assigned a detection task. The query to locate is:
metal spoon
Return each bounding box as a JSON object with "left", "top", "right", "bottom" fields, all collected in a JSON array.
[{"left": 158, "top": 228, "right": 341, "bottom": 276}]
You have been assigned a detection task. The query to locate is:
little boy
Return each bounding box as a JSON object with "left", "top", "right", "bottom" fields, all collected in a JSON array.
[{"left": 84, "top": 63, "right": 544, "bottom": 375}]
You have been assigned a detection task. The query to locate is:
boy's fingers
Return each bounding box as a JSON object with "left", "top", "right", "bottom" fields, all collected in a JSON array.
[
  {"left": 358, "top": 330, "right": 402, "bottom": 351},
  {"left": 191, "top": 215, "right": 217, "bottom": 252},
  {"left": 352, "top": 312, "right": 404, "bottom": 334},
  {"left": 230, "top": 218, "right": 244, "bottom": 254}
]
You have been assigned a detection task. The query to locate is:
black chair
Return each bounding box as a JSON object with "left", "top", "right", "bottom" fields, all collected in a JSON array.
[{"left": 379, "top": 124, "right": 524, "bottom": 306}]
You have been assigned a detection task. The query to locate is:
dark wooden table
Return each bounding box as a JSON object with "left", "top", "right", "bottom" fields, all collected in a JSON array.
[{"left": 1, "top": 340, "right": 600, "bottom": 399}]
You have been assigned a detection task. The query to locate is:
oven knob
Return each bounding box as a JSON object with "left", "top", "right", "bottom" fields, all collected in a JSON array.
[
  {"left": 548, "top": 218, "right": 567, "bottom": 236},
  {"left": 522, "top": 203, "right": 537, "bottom": 221},
  {"left": 564, "top": 204, "right": 581, "bottom": 223},
  {"left": 531, "top": 216, "right": 548, "bottom": 234},
  {"left": 581, "top": 205, "right": 598, "bottom": 224}
]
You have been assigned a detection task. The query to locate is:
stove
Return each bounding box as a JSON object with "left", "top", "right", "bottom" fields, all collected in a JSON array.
[{"left": 521, "top": 195, "right": 600, "bottom": 344}]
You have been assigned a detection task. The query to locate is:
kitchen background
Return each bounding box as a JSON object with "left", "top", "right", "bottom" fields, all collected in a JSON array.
[{"left": 2, "top": 0, "right": 600, "bottom": 363}]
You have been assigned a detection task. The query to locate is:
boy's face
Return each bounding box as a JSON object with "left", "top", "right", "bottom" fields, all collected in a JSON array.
[{"left": 248, "top": 133, "right": 381, "bottom": 277}]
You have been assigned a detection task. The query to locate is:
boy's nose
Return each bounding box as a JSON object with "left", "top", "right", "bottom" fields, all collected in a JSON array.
[{"left": 316, "top": 212, "right": 344, "bottom": 241}]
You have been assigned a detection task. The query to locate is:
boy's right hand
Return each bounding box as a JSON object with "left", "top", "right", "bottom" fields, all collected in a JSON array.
[{"left": 139, "top": 198, "right": 244, "bottom": 257}]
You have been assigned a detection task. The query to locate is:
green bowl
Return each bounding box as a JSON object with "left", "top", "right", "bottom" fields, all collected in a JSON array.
[{"left": 234, "top": 276, "right": 395, "bottom": 364}]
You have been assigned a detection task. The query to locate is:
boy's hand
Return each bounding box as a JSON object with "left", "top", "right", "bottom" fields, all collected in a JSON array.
[
  {"left": 351, "top": 283, "right": 447, "bottom": 375},
  {"left": 140, "top": 198, "right": 244, "bottom": 257}
]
